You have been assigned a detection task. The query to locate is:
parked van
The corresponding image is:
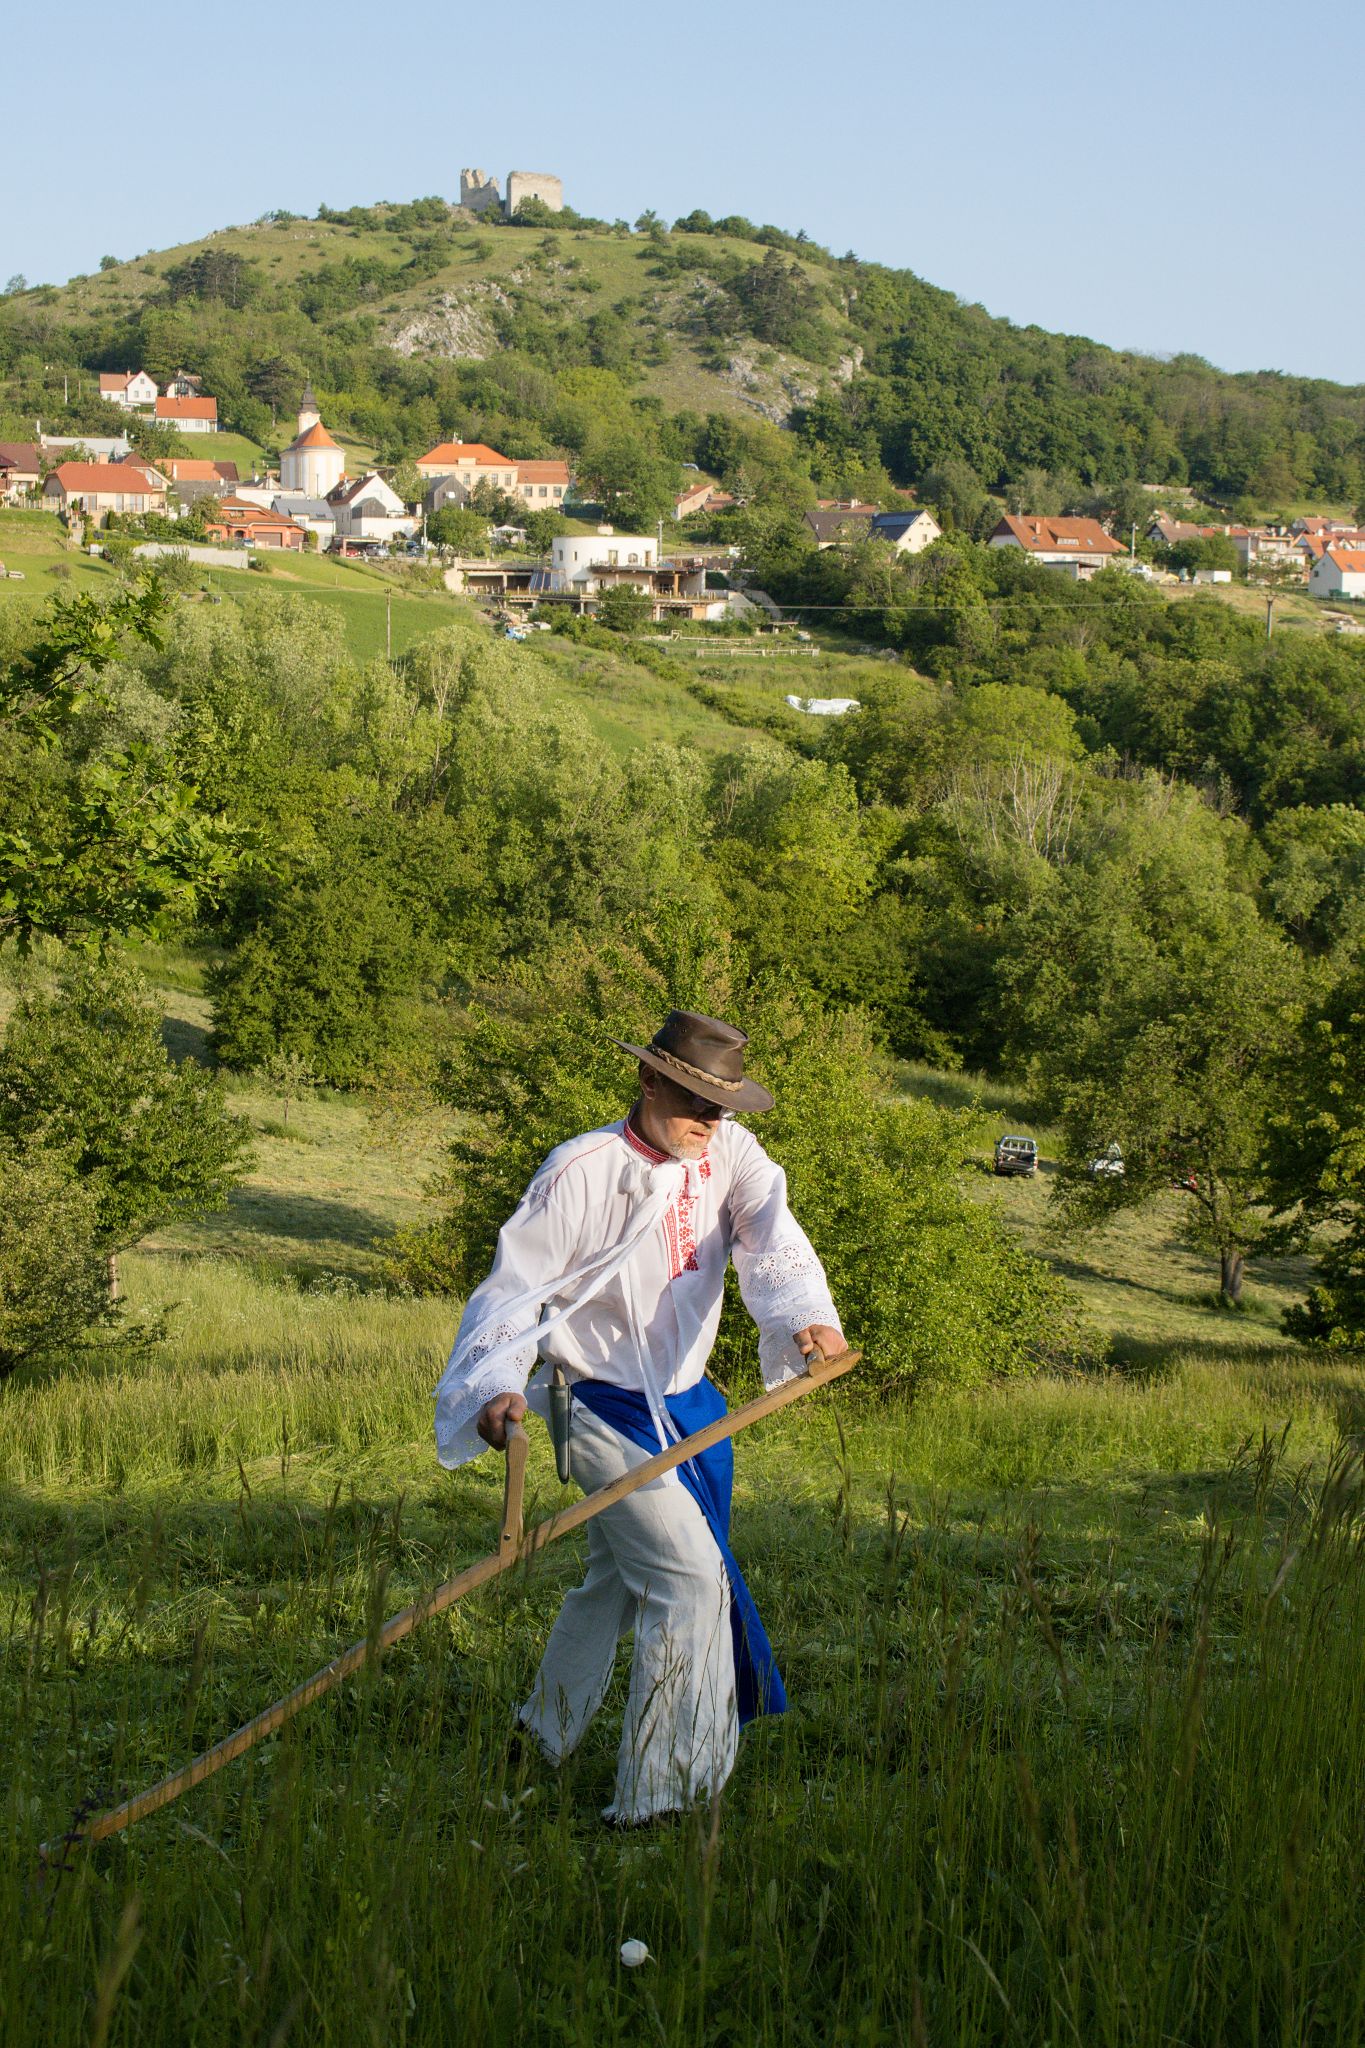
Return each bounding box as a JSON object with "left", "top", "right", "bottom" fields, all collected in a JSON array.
[{"left": 993, "top": 1135, "right": 1038, "bottom": 1178}]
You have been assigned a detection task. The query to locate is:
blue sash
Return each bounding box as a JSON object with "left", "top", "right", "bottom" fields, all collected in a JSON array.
[{"left": 571, "top": 1376, "right": 788, "bottom": 1725}]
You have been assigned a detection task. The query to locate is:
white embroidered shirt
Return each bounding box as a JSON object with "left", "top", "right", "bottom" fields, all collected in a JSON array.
[{"left": 433, "top": 1117, "right": 841, "bottom": 1468}]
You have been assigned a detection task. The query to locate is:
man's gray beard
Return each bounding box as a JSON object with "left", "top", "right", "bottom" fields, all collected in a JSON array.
[{"left": 659, "top": 1131, "right": 711, "bottom": 1162}]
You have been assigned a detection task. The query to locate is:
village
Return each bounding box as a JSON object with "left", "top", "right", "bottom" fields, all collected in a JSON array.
[{"left": 2, "top": 256, "right": 1365, "bottom": 622}]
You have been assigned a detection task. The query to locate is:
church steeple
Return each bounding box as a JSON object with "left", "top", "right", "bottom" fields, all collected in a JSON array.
[{"left": 298, "top": 382, "right": 320, "bottom": 435}]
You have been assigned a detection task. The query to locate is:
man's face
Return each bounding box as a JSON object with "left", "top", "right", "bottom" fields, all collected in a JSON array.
[{"left": 637, "top": 1067, "right": 725, "bottom": 1161}]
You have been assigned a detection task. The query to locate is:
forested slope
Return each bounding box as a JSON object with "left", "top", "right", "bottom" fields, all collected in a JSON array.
[{"left": 4, "top": 195, "right": 1364, "bottom": 513}]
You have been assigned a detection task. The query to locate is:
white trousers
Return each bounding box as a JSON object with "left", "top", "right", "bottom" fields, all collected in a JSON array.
[{"left": 519, "top": 1402, "right": 738, "bottom": 1822}]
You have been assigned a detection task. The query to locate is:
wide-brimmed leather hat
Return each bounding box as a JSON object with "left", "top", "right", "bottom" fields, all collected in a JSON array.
[{"left": 610, "top": 1010, "right": 774, "bottom": 1114}]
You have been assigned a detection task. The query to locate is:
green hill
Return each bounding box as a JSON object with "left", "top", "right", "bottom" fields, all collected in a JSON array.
[{"left": 4, "top": 195, "right": 1364, "bottom": 515}]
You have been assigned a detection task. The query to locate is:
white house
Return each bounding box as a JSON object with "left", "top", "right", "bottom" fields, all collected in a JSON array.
[
  {"left": 328, "top": 474, "right": 416, "bottom": 544},
  {"left": 417, "top": 441, "right": 519, "bottom": 499},
  {"left": 871, "top": 508, "right": 942, "bottom": 554},
  {"left": 40, "top": 433, "right": 131, "bottom": 463},
  {"left": 99, "top": 370, "right": 158, "bottom": 411},
  {"left": 155, "top": 395, "right": 218, "bottom": 434},
  {"left": 280, "top": 392, "right": 345, "bottom": 498},
  {"left": 1309, "top": 547, "right": 1365, "bottom": 600},
  {"left": 271, "top": 493, "right": 336, "bottom": 549},
  {"left": 550, "top": 530, "right": 658, "bottom": 590},
  {"left": 515, "top": 459, "right": 572, "bottom": 507},
  {"left": 988, "top": 514, "right": 1125, "bottom": 578},
  {"left": 42, "top": 461, "right": 167, "bottom": 522},
  {"left": 1229, "top": 526, "right": 1301, "bottom": 573}
]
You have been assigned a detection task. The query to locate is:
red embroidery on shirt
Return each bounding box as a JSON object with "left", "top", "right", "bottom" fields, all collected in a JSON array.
[
  {"left": 622, "top": 1116, "right": 669, "bottom": 1166},
  {"left": 666, "top": 1164, "right": 710, "bottom": 1277},
  {"left": 622, "top": 1120, "right": 712, "bottom": 1279}
]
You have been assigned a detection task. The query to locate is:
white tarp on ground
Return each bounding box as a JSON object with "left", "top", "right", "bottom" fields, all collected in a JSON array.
[{"left": 784, "top": 695, "right": 861, "bottom": 716}]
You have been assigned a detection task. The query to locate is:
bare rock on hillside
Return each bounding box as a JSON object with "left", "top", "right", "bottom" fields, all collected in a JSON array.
[
  {"left": 724, "top": 349, "right": 821, "bottom": 425},
  {"left": 390, "top": 283, "right": 508, "bottom": 360}
]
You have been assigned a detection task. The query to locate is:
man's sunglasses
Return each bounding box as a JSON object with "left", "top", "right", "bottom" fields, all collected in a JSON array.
[{"left": 655, "top": 1075, "right": 732, "bottom": 1120}]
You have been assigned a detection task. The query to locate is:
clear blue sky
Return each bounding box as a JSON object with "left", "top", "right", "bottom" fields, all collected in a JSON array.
[{"left": 7, "top": 0, "right": 1361, "bottom": 384}]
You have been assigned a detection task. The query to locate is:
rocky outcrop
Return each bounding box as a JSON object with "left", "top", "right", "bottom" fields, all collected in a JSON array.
[
  {"left": 389, "top": 282, "right": 509, "bottom": 360},
  {"left": 722, "top": 349, "right": 821, "bottom": 425}
]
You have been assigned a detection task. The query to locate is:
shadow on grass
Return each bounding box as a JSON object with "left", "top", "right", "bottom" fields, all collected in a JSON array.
[
  {"left": 1102, "top": 1330, "right": 1324, "bottom": 1378},
  {"left": 214, "top": 1187, "right": 394, "bottom": 1251},
  {"left": 160, "top": 1013, "right": 212, "bottom": 1065}
]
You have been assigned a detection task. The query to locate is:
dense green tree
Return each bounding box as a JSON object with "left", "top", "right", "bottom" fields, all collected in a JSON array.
[
  {"left": 1027, "top": 870, "right": 1301, "bottom": 1304},
  {"left": 522, "top": 507, "right": 568, "bottom": 553},
  {"left": 1266, "top": 966, "right": 1365, "bottom": 1344},
  {"left": 0, "top": 959, "right": 251, "bottom": 1294},
  {"left": 596, "top": 585, "right": 652, "bottom": 633},
  {"left": 579, "top": 430, "right": 677, "bottom": 529},
  {"left": 0, "top": 1138, "right": 113, "bottom": 1377},
  {"left": 919, "top": 459, "right": 990, "bottom": 534},
  {"left": 209, "top": 809, "right": 456, "bottom": 1086},
  {"left": 0, "top": 586, "right": 244, "bottom": 948},
  {"left": 428, "top": 505, "right": 489, "bottom": 556}
]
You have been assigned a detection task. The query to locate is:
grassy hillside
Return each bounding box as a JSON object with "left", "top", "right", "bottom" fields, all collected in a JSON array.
[
  {"left": 25, "top": 213, "right": 844, "bottom": 429},
  {"left": 4, "top": 951, "right": 1363, "bottom": 2040}
]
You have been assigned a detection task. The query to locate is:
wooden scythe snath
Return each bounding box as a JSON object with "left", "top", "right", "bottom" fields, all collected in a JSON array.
[{"left": 41, "top": 1348, "right": 859, "bottom": 1861}]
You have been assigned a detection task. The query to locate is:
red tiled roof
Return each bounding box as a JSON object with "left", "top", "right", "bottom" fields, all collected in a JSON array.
[
  {"left": 163, "top": 458, "right": 229, "bottom": 482},
  {"left": 286, "top": 420, "right": 339, "bottom": 450},
  {"left": 156, "top": 396, "right": 217, "bottom": 421},
  {"left": 0, "top": 442, "right": 40, "bottom": 470},
  {"left": 992, "top": 514, "right": 1123, "bottom": 555},
  {"left": 515, "top": 459, "right": 571, "bottom": 484},
  {"left": 48, "top": 461, "right": 163, "bottom": 493},
  {"left": 1324, "top": 548, "right": 1365, "bottom": 572},
  {"left": 417, "top": 441, "right": 511, "bottom": 467},
  {"left": 209, "top": 498, "right": 303, "bottom": 531},
  {"left": 99, "top": 371, "right": 136, "bottom": 392}
]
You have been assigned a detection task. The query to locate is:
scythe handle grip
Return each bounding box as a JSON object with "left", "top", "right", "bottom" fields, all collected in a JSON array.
[{"left": 500, "top": 1423, "right": 529, "bottom": 1552}]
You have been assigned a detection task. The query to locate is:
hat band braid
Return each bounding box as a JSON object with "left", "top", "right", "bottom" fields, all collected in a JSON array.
[{"left": 650, "top": 1046, "right": 746, "bottom": 1095}]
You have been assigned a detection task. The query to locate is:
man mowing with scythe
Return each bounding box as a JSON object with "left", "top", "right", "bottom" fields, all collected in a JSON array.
[{"left": 434, "top": 1011, "right": 845, "bottom": 1827}]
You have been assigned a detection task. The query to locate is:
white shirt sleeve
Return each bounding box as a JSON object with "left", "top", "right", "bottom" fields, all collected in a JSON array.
[
  {"left": 433, "top": 1179, "right": 580, "bottom": 1468},
  {"left": 727, "top": 1131, "right": 842, "bottom": 1389}
]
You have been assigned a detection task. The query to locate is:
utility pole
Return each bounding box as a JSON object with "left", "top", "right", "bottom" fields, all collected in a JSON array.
[
  {"left": 386, "top": 586, "right": 392, "bottom": 660},
  {"left": 1265, "top": 591, "right": 1275, "bottom": 640}
]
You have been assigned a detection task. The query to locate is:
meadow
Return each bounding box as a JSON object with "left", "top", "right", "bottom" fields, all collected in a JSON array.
[{"left": 2, "top": 969, "right": 1363, "bottom": 2046}]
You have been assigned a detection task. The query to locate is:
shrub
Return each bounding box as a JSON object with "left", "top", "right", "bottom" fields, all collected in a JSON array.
[
  {"left": 0, "top": 1140, "right": 114, "bottom": 1378},
  {"left": 384, "top": 933, "right": 1081, "bottom": 1392},
  {"left": 0, "top": 959, "right": 252, "bottom": 1275},
  {"left": 597, "top": 585, "right": 652, "bottom": 633},
  {"left": 209, "top": 815, "right": 447, "bottom": 1086}
]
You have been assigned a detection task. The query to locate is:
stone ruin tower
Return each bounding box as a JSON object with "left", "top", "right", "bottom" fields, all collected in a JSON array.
[
  {"left": 459, "top": 168, "right": 565, "bottom": 219},
  {"left": 504, "top": 171, "right": 563, "bottom": 216},
  {"left": 459, "top": 169, "right": 502, "bottom": 216}
]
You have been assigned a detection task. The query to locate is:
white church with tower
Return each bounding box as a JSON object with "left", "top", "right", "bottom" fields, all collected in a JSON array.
[{"left": 279, "top": 383, "right": 345, "bottom": 498}]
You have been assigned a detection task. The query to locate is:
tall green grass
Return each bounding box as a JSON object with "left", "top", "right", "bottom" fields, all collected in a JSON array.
[{"left": 3, "top": 1275, "right": 1364, "bottom": 2043}]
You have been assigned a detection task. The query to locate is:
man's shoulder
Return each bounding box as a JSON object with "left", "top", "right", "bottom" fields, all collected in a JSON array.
[
  {"left": 530, "top": 1123, "right": 626, "bottom": 1201},
  {"left": 713, "top": 1120, "right": 770, "bottom": 1176}
]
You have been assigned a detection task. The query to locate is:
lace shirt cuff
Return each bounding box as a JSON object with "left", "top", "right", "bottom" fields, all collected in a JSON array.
[
  {"left": 433, "top": 1329, "right": 538, "bottom": 1469},
  {"left": 738, "top": 1240, "right": 841, "bottom": 1390}
]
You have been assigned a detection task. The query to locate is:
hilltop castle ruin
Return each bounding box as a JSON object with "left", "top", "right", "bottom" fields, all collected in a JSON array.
[{"left": 459, "top": 169, "right": 564, "bottom": 219}]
